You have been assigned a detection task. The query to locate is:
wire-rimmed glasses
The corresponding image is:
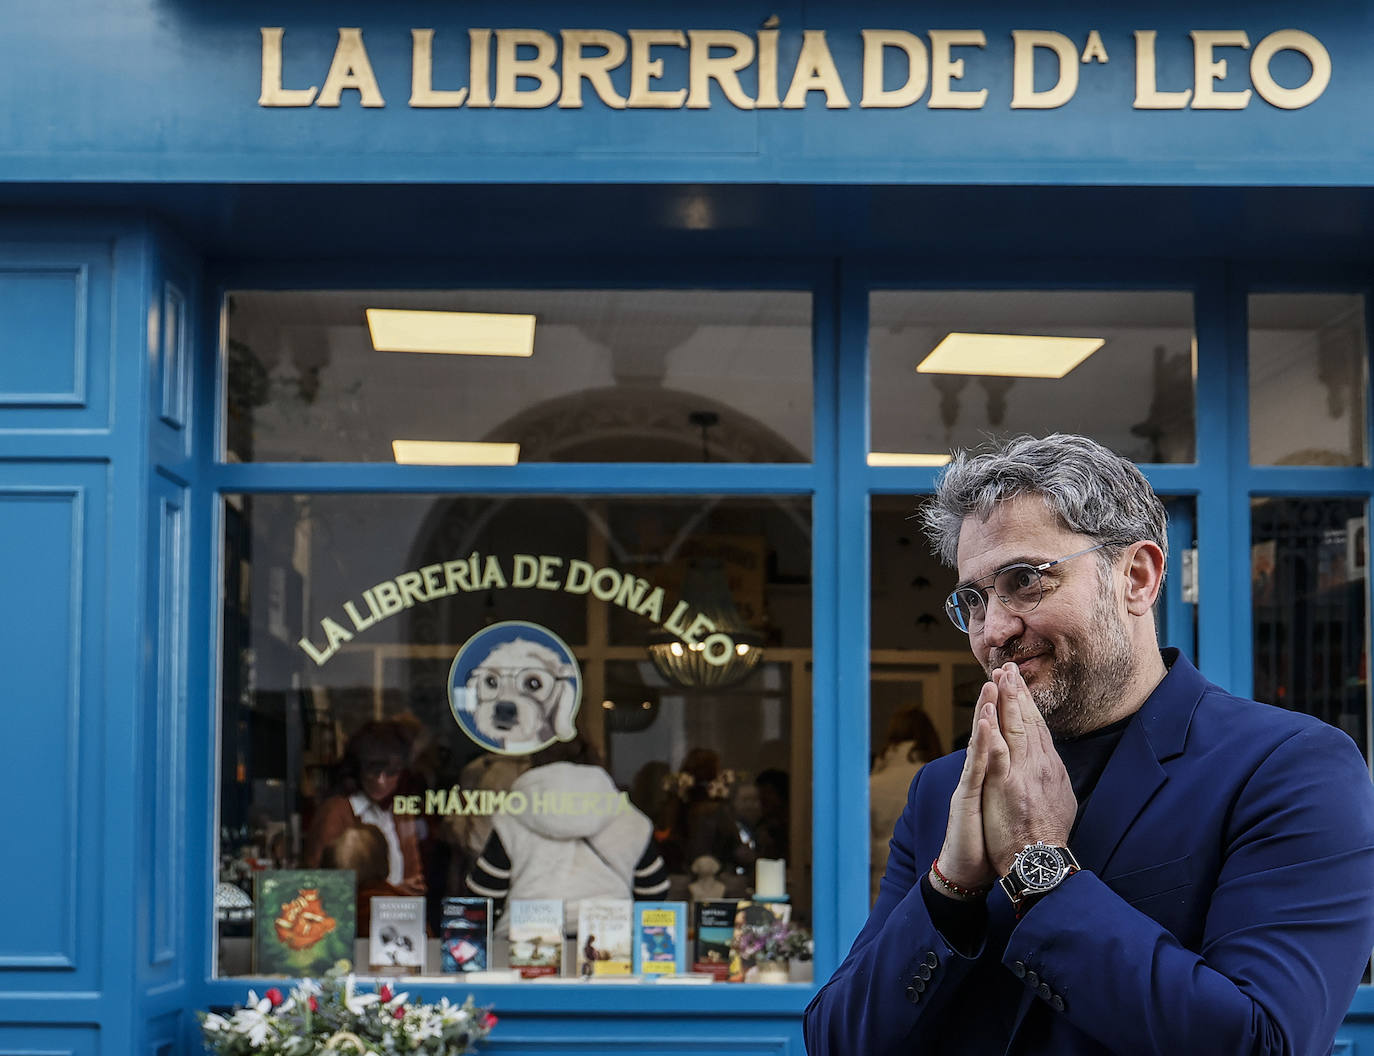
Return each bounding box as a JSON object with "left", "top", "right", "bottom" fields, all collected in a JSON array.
[
  {"left": 944, "top": 543, "right": 1108, "bottom": 633},
  {"left": 470, "top": 665, "right": 570, "bottom": 705}
]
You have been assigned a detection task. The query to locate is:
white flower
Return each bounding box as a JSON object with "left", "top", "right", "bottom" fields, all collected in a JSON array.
[
  {"left": 201, "top": 1013, "right": 228, "bottom": 1033},
  {"left": 343, "top": 975, "right": 380, "bottom": 1016},
  {"left": 228, "top": 1005, "right": 271, "bottom": 1047}
]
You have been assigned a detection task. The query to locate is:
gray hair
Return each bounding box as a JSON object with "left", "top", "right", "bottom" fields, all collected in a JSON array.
[{"left": 920, "top": 434, "right": 1169, "bottom": 572}]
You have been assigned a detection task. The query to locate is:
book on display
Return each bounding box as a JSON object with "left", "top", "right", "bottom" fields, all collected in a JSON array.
[
  {"left": 253, "top": 869, "right": 356, "bottom": 977},
  {"left": 633, "top": 901, "right": 687, "bottom": 975},
  {"left": 369, "top": 895, "right": 426, "bottom": 974},
  {"left": 692, "top": 899, "right": 737, "bottom": 981},
  {"left": 508, "top": 898, "right": 564, "bottom": 978},
  {"left": 439, "top": 896, "right": 492, "bottom": 973},
  {"left": 576, "top": 897, "right": 632, "bottom": 977}
]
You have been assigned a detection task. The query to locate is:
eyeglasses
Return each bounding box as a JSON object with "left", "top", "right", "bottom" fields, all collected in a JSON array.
[
  {"left": 471, "top": 666, "right": 570, "bottom": 706},
  {"left": 944, "top": 543, "right": 1109, "bottom": 633}
]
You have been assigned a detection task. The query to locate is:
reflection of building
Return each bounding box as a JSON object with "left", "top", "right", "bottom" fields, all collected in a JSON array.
[{"left": 7, "top": 5, "right": 1374, "bottom": 1054}]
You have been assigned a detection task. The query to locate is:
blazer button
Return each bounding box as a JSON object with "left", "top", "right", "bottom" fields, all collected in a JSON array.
[
  {"left": 925, "top": 951, "right": 939, "bottom": 969},
  {"left": 914, "top": 979, "right": 926, "bottom": 993},
  {"left": 1025, "top": 970, "right": 1040, "bottom": 988},
  {"left": 1051, "top": 994, "right": 1066, "bottom": 1012},
  {"left": 917, "top": 964, "right": 932, "bottom": 980},
  {"left": 905, "top": 984, "right": 921, "bottom": 1004},
  {"left": 1037, "top": 983, "right": 1052, "bottom": 1001},
  {"left": 1011, "top": 961, "right": 1026, "bottom": 979}
]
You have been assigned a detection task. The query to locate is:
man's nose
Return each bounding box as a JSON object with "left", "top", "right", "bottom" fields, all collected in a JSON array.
[{"left": 978, "top": 592, "right": 1025, "bottom": 647}]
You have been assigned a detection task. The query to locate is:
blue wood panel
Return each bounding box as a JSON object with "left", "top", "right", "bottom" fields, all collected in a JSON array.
[
  {"left": 0, "top": 243, "right": 112, "bottom": 433},
  {"left": 472, "top": 1013, "right": 801, "bottom": 1055},
  {"left": 0, "top": 1024, "right": 97, "bottom": 1056},
  {"left": 0, "top": 483, "right": 86, "bottom": 971},
  {"left": 0, "top": 266, "right": 86, "bottom": 406},
  {"left": 159, "top": 280, "right": 189, "bottom": 431},
  {"left": 149, "top": 481, "right": 187, "bottom": 969}
]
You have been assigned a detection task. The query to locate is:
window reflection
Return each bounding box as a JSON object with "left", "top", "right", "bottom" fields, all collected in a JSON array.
[
  {"left": 225, "top": 290, "right": 812, "bottom": 464},
  {"left": 869, "top": 290, "right": 1196, "bottom": 463},
  {"left": 1248, "top": 294, "right": 1367, "bottom": 467},
  {"left": 1252, "top": 498, "right": 1370, "bottom": 757}
]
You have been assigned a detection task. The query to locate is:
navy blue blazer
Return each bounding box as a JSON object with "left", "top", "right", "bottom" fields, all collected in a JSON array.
[{"left": 805, "top": 651, "right": 1374, "bottom": 1055}]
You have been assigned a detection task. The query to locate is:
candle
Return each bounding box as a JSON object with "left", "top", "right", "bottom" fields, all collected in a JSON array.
[{"left": 756, "top": 857, "right": 786, "bottom": 898}]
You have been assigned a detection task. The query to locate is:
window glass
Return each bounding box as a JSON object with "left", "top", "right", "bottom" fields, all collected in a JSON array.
[
  {"left": 1248, "top": 294, "right": 1367, "bottom": 467},
  {"left": 869, "top": 291, "right": 1196, "bottom": 464},
  {"left": 216, "top": 493, "right": 812, "bottom": 979},
  {"left": 225, "top": 290, "right": 812, "bottom": 463},
  {"left": 1252, "top": 498, "right": 1370, "bottom": 759}
]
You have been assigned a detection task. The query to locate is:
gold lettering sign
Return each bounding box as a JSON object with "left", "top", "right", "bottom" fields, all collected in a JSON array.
[
  {"left": 297, "top": 552, "right": 741, "bottom": 668},
  {"left": 259, "top": 26, "right": 1333, "bottom": 113}
]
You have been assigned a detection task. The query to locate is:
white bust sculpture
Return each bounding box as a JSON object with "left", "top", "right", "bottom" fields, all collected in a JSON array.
[{"left": 688, "top": 854, "right": 726, "bottom": 902}]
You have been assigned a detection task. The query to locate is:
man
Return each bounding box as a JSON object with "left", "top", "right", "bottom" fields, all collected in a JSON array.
[{"left": 805, "top": 433, "right": 1374, "bottom": 1056}]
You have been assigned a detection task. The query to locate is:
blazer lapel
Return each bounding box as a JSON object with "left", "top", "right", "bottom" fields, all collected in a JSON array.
[{"left": 1069, "top": 722, "right": 1166, "bottom": 875}]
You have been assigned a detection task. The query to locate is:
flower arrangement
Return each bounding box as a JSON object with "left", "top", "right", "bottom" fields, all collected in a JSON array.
[
  {"left": 730, "top": 920, "right": 813, "bottom": 966},
  {"left": 199, "top": 962, "right": 496, "bottom": 1056},
  {"left": 662, "top": 768, "right": 746, "bottom": 801}
]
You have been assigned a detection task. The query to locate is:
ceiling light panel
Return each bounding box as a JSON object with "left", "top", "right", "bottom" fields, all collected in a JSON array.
[
  {"left": 917, "top": 332, "right": 1105, "bottom": 379},
  {"left": 367, "top": 309, "right": 536, "bottom": 357},
  {"left": 391, "top": 440, "right": 521, "bottom": 465},
  {"left": 867, "top": 452, "right": 952, "bottom": 467}
]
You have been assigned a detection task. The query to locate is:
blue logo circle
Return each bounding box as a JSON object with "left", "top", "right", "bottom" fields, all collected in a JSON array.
[{"left": 448, "top": 621, "right": 583, "bottom": 756}]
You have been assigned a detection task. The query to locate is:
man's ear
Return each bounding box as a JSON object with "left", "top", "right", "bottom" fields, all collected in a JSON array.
[{"left": 1123, "top": 540, "right": 1166, "bottom": 615}]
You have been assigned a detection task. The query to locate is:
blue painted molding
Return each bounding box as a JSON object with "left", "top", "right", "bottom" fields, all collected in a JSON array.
[{"left": 0, "top": 483, "right": 88, "bottom": 973}]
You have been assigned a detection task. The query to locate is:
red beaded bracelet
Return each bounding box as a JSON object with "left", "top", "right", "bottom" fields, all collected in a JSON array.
[{"left": 930, "top": 858, "right": 993, "bottom": 899}]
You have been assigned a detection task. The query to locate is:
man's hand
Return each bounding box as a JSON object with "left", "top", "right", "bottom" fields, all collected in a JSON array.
[
  {"left": 982, "top": 662, "right": 1077, "bottom": 876},
  {"left": 931, "top": 681, "right": 999, "bottom": 896}
]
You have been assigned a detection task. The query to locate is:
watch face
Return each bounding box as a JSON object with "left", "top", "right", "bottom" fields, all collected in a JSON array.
[{"left": 1015, "top": 845, "right": 1066, "bottom": 892}]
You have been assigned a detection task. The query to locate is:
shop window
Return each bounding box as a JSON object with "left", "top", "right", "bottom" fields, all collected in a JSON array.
[
  {"left": 869, "top": 291, "right": 1196, "bottom": 464},
  {"left": 224, "top": 289, "right": 812, "bottom": 463},
  {"left": 1248, "top": 294, "right": 1368, "bottom": 467},
  {"left": 1252, "top": 498, "right": 1370, "bottom": 759},
  {"left": 215, "top": 492, "right": 811, "bottom": 979}
]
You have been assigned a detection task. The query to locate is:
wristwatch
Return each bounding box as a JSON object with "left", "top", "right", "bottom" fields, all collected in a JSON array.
[{"left": 998, "top": 841, "right": 1081, "bottom": 910}]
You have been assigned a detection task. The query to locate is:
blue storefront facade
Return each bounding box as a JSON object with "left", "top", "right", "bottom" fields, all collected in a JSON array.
[{"left": 6, "top": 2, "right": 1374, "bottom": 1053}]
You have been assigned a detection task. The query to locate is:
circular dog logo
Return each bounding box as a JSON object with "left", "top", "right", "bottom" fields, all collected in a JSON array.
[{"left": 448, "top": 621, "right": 583, "bottom": 756}]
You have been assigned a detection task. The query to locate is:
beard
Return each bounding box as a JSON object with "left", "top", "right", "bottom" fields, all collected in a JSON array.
[{"left": 985, "top": 583, "right": 1135, "bottom": 738}]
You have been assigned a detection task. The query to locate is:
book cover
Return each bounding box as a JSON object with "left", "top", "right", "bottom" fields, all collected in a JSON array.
[
  {"left": 369, "top": 895, "right": 426, "bottom": 974},
  {"left": 633, "top": 901, "right": 687, "bottom": 976},
  {"left": 576, "top": 897, "right": 633, "bottom": 977},
  {"left": 440, "top": 896, "right": 493, "bottom": 973},
  {"left": 508, "top": 898, "right": 564, "bottom": 978},
  {"left": 692, "top": 899, "right": 737, "bottom": 981},
  {"left": 728, "top": 899, "right": 791, "bottom": 982},
  {"left": 254, "top": 869, "right": 356, "bottom": 977}
]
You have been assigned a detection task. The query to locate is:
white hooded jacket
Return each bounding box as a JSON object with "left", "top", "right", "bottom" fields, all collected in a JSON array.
[{"left": 489, "top": 761, "right": 654, "bottom": 936}]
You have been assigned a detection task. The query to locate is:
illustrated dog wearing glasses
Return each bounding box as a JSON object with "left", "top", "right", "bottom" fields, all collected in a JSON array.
[{"left": 454, "top": 636, "right": 579, "bottom": 754}]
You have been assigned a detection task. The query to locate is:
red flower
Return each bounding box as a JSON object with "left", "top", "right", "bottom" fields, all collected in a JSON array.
[
  {"left": 483, "top": 1012, "right": 499, "bottom": 1029},
  {"left": 379, "top": 983, "right": 393, "bottom": 1002},
  {"left": 393, "top": 1005, "right": 406, "bottom": 1020},
  {"left": 265, "top": 988, "right": 284, "bottom": 1008},
  {"left": 308, "top": 996, "right": 319, "bottom": 1012}
]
